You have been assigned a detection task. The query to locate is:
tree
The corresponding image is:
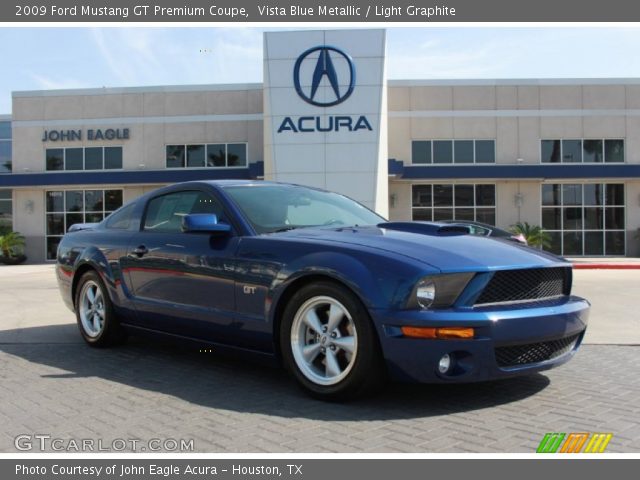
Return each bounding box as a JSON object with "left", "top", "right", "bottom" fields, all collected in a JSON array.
[
  {"left": 0, "top": 231, "right": 25, "bottom": 258},
  {"left": 510, "top": 222, "right": 552, "bottom": 250}
]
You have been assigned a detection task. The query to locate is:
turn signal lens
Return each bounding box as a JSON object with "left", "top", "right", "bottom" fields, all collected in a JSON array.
[{"left": 401, "top": 326, "right": 474, "bottom": 339}]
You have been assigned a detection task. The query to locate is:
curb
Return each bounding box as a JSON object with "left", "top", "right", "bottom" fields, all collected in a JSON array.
[{"left": 572, "top": 264, "right": 640, "bottom": 270}]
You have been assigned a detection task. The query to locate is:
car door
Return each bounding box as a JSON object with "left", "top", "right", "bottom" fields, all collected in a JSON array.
[{"left": 124, "top": 188, "right": 239, "bottom": 343}]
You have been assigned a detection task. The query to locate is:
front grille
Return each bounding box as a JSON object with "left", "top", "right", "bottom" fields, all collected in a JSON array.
[
  {"left": 475, "top": 267, "right": 570, "bottom": 305},
  {"left": 495, "top": 333, "right": 580, "bottom": 367}
]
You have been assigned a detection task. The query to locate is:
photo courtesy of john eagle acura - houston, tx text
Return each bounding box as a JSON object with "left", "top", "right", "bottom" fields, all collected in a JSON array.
[{"left": 55, "top": 180, "right": 590, "bottom": 401}]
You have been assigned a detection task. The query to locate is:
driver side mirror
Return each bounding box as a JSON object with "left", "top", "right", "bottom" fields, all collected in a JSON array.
[{"left": 182, "top": 214, "right": 231, "bottom": 234}]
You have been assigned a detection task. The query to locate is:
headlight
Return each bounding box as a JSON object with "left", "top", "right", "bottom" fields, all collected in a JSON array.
[
  {"left": 416, "top": 279, "right": 436, "bottom": 308},
  {"left": 408, "top": 273, "right": 475, "bottom": 310}
]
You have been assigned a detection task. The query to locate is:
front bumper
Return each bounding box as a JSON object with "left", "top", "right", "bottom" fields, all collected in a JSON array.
[{"left": 373, "top": 295, "right": 590, "bottom": 383}]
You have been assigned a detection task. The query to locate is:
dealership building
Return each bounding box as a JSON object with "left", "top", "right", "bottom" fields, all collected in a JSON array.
[{"left": 1, "top": 28, "right": 640, "bottom": 262}]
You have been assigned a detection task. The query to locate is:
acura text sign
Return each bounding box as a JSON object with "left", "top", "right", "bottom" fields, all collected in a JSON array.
[{"left": 263, "top": 29, "right": 388, "bottom": 216}]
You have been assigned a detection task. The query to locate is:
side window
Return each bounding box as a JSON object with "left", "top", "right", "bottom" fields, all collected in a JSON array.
[
  {"left": 105, "top": 204, "right": 135, "bottom": 230},
  {"left": 143, "top": 191, "right": 224, "bottom": 233}
]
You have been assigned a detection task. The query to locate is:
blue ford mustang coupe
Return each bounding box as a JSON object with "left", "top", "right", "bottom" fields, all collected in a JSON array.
[{"left": 56, "top": 180, "right": 590, "bottom": 400}]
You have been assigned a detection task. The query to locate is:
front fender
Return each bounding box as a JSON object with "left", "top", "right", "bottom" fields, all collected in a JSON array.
[{"left": 268, "top": 250, "right": 429, "bottom": 324}]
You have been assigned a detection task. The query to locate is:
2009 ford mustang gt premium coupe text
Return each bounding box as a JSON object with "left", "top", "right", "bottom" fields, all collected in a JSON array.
[{"left": 56, "top": 181, "right": 590, "bottom": 400}]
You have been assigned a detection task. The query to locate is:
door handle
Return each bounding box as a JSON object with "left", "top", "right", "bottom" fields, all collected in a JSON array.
[{"left": 132, "top": 245, "right": 149, "bottom": 257}]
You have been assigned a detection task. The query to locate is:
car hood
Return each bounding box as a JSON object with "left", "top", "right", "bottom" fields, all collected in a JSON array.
[{"left": 277, "top": 225, "right": 567, "bottom": 273}]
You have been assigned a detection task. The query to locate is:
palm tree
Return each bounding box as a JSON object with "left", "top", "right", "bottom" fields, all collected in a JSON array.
[
  {"left": 510, "top": 222, "right": 552, "bottom": 250},
  {"left": 0, "top": 231, "right": 26, "bottom": 258}
]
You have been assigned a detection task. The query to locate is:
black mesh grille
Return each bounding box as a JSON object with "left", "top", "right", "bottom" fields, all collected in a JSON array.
[
  {"left": 475, "top": 267, "right": 570, "bottom": 305},
  {"left": 495, "top": 333, "right": 580, "bottom": 367}
]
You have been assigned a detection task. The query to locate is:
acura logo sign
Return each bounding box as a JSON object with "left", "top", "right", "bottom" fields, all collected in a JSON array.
[{"left": 293, "top": 46, "right": 356, "bottom": 107}]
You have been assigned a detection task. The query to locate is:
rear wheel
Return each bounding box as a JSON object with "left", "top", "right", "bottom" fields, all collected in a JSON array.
[
  {"left": 75, "top": 270, "right": 126, "bottom": 347},
  {"left": 280, "top": 281, "right": 385, "bottom": 400}
]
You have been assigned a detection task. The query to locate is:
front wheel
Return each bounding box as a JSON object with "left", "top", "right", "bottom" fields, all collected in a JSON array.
[
  {"left": 75, "top": 270, "right": 126, "bottom": 347},
  {"left": 280, "top": 281, "right": 385, "bottom": 400}
]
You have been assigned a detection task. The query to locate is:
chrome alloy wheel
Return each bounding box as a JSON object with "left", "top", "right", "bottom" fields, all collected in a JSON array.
[
  {"left": 290, "top": 295, "right": 358, "bottom": 386},
  {"left": 78, "top": 280, "right": 106, "bottom": 338}
]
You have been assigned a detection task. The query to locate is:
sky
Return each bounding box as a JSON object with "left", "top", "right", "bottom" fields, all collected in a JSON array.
[{"left": 1, "top": 26, "right": 640, "bottom": 113}]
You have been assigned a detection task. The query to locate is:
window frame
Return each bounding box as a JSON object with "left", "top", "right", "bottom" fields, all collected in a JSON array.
[
  {"left": 540, "top": 138, "right": 625, "bottom": 164},
  {"left": 410, "top": 139, "right": 496, "bottom": 165},
  {"left": 411, "top": 183, "right": 497, "bottom": 225},
  {"left": 44, "top": 188, "right": 124, "bottom": 261},
  {"left": 540, "top": 182, "right": 626, "bottom": 257},
  {"left": 45, "top": 146, "right": 124, "bottom": 172},
  {"left": 165, "top": 142, "right": 249, "bottom": 169}
]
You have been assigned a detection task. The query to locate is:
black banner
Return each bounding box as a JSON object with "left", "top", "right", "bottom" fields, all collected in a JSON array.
[
  {"left": 4, "top": 0, "right": 640, "bottom": 22},
  {"left": 3, "top": 459, "right": 639, "bottom": 480}
]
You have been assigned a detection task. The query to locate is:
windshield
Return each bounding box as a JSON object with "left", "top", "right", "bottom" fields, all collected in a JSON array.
[{"left": 224, "top": 184, "right": 386, "bottom": 234}]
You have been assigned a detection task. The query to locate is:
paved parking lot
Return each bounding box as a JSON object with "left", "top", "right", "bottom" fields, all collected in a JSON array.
[{"left": 0, "top": 265, "right": 639, "bottom": 453}]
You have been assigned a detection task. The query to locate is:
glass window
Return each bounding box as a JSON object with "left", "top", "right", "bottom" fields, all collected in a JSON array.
[
  {"left": 412, "top": 185, "right": 431, "bottom": 207},
  {"left": 225, "top": 185, "right": 384, "bottom": 235},
  {"left": 187, "top": 145, "right": 205, "bottom": 168},
  {"left": 85, "top": 190, "right": 103, "bottom": 212},
  {"left": 542, "top": 184, "right": 562, "bottom": 206},
  {"left": 605, "top": 184, "right": 624, "bottom": 205},
  {"left": 105, "top": 190, "right": 123, "bottom": 211},
  {"left": 0, "top": 141, "right": 11, "bottom": 173},
  {"left": 413, "top": 209, "right": 431, "bottom": 221},
  {"left": 454, "top": 184, "right": 474, "bottom": 206},
  {"left": 65, "top": 191, "right": 83, "bottom": 212},
  {"left": 46, "top": 191, "right": 64, "bottom": 212},
  {"left": 605, "top": 231, "right": 625, "bottom": 255},
  {"left": 0, "top": 189, "right": 11, "bottom": 234},
  {"left": 85, "top": 147, "right": 103, "bottom": 170},
  {"left": 562, "top": 184, "right": 582, "bottom": 206},
  {"left": 584, "top": 232, "right": 604, "bottom": 256},
  {"left": 105, "top": 204, "right": 135, "bottom": 230},
  {"left": 584, "top": 184, "right": 604, "bottom": 206},
  {"left": 454, "top": 140, "right": 474, "bottom": 164},
  {"left": 542, "top": 208, "right": 561, "bottom": 230},
  {"left": 583, "top": 140, "right": 603, "bottom": 163},
  {"left": 45, "top": 189, "right": 123, "bottom": 260},
  {"left": 562, "top": 140, "right": 582, "bottom": 163},
  {"left": 541, "top": 183, "right": 625, "bottom": 256},
  {"left": 475, "top": 185, "right": 495, "bottom": 206},
  {"left": 65, "top": 148, "right": 83, "bottom": 170},
  {"left": 168, "top": 143, "right": 248, "bottom": 169},
  {"left": 541, "top": 140, "right": 561, "bottom": 163},
  {"left": 412, "top": 141, "right": 431, "bottom": 164},
  {"left": 433, "top": 184, "right": 453, "bottom": 206},
  {"left": 144, "top": 191, "right": 223, "bottom": 233},
  {"left": 604, "top": 140, "right": 624, "bottom": 163},
  {"left": 411, "top": 184, "right": 496, "bottom": 225},
  {"left": 0, "top": 121, "right": 11, "bottom": 139},
  {"left": 227, "top": 143, "right": 247, "bottom": 167},
  {"left": 166, "top": 145, "right": 185, "bottom": 168},
  {"left": 207, "top": 144, "right": 226, "bottom": 167},
  {"left": 46, "top": 149, "right": 64, "bottom": 171},
  {"left": 475, "top": 140, "right": 495, "bottom": 163},
  {"left": 104, "top": 147, "right": 123, "bottom": 169},
  {"left": 542, "top": 139, "right": 624, "bottom": 164},
  {"left": 433, "top": 141, "right": 453, "bottom": 164}
]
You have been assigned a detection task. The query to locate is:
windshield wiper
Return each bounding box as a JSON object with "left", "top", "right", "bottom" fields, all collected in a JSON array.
[{"left": 269, "top": 226, "right": 301, "bottom": 233}]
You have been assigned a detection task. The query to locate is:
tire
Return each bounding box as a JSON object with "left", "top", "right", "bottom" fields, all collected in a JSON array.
[
  {"left": 280, "top": 281, "right": 386, "bottom": 401},
  {"left": 74, "top": 270, "right": 126, "bottom": 347}
]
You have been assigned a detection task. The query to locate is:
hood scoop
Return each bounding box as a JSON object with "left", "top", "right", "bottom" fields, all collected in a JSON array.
[{"left": 377, "top": 221, "right": 470, "bottom": 236}]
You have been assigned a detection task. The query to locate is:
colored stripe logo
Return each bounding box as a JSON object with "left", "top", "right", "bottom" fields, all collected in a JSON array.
[{"left": 537, "top": 433, "right": 612, "bottom": 453}]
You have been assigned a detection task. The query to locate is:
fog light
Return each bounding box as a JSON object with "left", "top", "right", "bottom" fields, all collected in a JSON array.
[{"left": 438, "top": 354, "right": 452, "bottom": 374}]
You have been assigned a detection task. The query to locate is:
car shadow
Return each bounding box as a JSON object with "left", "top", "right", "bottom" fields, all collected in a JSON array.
[{"left": 0, "top": 324, "right": 551, "bottom": 421}]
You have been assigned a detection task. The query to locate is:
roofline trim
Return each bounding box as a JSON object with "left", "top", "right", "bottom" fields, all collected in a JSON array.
[{"left": 12, "top": 83, "right": 264, "bottom": 98}]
